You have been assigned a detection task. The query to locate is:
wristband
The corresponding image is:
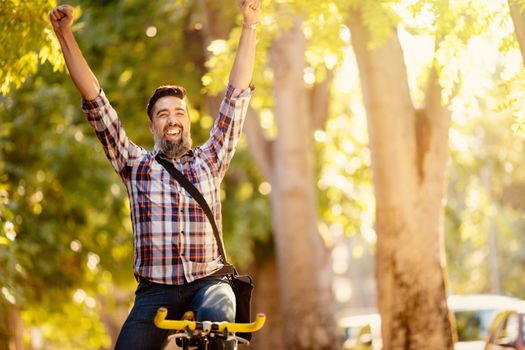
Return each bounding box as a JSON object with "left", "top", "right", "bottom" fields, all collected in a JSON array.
[{"left": 242, "top": 22, "right": 258, "bottom": 30}]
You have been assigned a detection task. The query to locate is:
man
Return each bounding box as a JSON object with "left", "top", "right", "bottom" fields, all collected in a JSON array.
[{"left": 49, "top": 1, "right": 259, "bottom": 349}]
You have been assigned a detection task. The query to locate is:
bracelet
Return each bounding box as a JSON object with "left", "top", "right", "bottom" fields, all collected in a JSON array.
[{"left": 242, "top": 22, "right": 258, "bottom": 30}]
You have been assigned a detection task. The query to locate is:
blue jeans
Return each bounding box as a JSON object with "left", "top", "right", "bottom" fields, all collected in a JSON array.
[{"left": 115, "top": 276, "right": 236, "bottom": 350}]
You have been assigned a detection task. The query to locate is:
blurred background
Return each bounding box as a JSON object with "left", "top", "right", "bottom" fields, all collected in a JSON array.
[{"left": 2, "top": 0, "right": 525, "bottom": 349}]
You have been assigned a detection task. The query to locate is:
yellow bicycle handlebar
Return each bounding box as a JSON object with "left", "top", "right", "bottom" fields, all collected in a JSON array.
[{"left": 154, "top": 308, "right": 266, "bottom": 333}]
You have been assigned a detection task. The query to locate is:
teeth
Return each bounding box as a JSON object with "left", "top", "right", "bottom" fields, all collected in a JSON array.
[{"left": 166, "top": 128, "right": 181, "bottom": 135}]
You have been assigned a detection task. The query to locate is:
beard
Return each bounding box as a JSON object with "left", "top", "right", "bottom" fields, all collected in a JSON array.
[{"left": 153, "top": 126, "right": 192, "bottom": 159}]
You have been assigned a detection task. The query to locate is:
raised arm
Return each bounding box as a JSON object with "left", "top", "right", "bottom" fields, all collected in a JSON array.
[
  {"left": 50, "top": 5, "right": 100, "bottom": 100},
  {"left": 228, "top": 0, "right": 260, "bottom": 89}
]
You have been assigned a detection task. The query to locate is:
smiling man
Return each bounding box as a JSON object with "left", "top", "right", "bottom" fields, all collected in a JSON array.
[{"left": 49, "top": 1, "right": 259, "bottom": 349}]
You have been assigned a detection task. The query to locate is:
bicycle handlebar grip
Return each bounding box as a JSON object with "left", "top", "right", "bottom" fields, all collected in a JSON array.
[
  {"left": 154, "top": 308, "right": 197, "bottom": 331},
  {"left": 224, "top": 313, "right": 266, "bottom": 333},
  {"left": 155, "top": 307, "right": 168, "bottom": 322}
]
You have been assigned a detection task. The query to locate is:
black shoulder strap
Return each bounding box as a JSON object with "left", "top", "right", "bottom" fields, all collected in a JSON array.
[{"left": 154, "top": 155, "right": 231, "bottom": 265}]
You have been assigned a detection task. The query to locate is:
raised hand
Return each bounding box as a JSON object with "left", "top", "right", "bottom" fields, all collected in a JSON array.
[
  {"left": 239, "top": 0, "right": 260, "bottom": 25},
  {"left": 49, "top": 5, "right": 74, "bottom": 33},
  {"left": 48, "top": 4, "right": 100, "bottom": 99}
]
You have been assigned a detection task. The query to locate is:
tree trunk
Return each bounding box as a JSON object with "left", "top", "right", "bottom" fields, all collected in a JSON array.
[
  {"left": 199, "top": 3, "right": 286, "bottom": 347},
  {"left": 269, "top": 18, "right": 338, "bottom": 350},
  {"left": 249, "top": 259, "right": 284, "bottom": 350},
  {"left": 508, "top": 0, "right": 525, "bottom": 63},
  {"left": 201, "top": 5, "right": 338, "bottom": 349},
  {"left": 97, "top": 294, "right": 123, "bottom": 350},
  {"left": 347, "top": 10, "right": 454, "bottom": 350},
  {"left": 0, "top": 305, "right": 23, "bottom": 350}
]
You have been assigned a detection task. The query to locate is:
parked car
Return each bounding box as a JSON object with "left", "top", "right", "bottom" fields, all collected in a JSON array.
[
  {"left": 337, "top": 312, "right": 382, "bottom": 350},
  {"left": 484, "top": 302, "right": 525, "bottom": 350},
  {"left": 336, "top": 295, "right": 519, "bottom": 350},
  {"left": 448, "top": 295, "right": 521, "bottom": 350}
]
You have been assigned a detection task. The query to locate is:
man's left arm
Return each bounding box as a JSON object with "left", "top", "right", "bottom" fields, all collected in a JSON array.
[
  {"left": 229, "top": 0, "right": 260, "bottom": 89},
  {"left": 199, "top": 0, "right": 260, "bottom": 177}
]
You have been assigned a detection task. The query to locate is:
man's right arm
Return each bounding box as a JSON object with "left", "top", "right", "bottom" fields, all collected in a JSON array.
[
  {"left": 51, "top": 5, "right": 143, "bottom": 180},
  {"left": 50, "top": 5, "right": 99, "bottom": 100}
]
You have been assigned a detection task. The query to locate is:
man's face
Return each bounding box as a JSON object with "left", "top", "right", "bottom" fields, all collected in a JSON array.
[{"left": 149, "top": 96, "right": 192, "bottom": 158}]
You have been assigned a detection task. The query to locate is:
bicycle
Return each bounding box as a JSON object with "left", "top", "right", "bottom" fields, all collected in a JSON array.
[{"left": 154, "top": 307, "right": 266, "bottom": 350}]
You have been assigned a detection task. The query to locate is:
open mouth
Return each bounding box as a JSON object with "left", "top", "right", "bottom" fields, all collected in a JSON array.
[{"left": 165, "top": 125, "right": 182, "bottom": 138}]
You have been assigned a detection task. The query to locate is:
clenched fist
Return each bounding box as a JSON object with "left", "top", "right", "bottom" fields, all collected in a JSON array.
[
  {"left": 49, "top": 5, "right": 74, "bottom": 33},
  {"left": 239, "top": 0, "right": 260, "bottom": 25}
]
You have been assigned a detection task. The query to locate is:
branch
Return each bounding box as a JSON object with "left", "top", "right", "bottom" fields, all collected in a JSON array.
[
  {"left": 419, "top": 64, "right": 451, "bottom": 199},
  {"left": 347, "top": 10, "right": 418, "bottom": 205},
  {"left": 310, "top": 71, "right": 333, "bottom": 131}
]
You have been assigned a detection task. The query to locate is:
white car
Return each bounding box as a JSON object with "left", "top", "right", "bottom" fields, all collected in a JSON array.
[
  {"left": 448, "top": 294, "right": 521, "bottom": 350},
  {"left": 337, "top": 312, "right": 382, "bottom": 350}
]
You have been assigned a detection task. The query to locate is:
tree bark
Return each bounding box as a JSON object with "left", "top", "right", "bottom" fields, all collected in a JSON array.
[
  {"left": 0, "top": 305, "right": 23, "bottom": 350},
  {"left": 269, "top": 18, "right": 338, "bottom": 350},
  {"left": 249, "top": 259, "right": 284, "bottom": 350},
  {"left": 348, "top": 10, "right": 454, "bottom": 350}
]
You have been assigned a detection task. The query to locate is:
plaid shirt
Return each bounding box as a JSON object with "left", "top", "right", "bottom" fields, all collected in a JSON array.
[{"left": 81, "top": 84, "right": 251, "bottom": 285}]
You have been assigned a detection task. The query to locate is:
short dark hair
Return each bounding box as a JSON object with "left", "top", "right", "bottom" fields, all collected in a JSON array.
[{"left": 147, "top": 85, "right": 187, "bottom": 119}]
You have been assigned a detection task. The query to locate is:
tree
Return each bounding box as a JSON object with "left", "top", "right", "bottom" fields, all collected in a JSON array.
[
  {"left": 267, "top": 17, "right": 337, "bottom": 350},
  {"left": 343, "top": 0, "right": 525, "bottom": 348},
  {"left": 205, "top": 2, "right": 346, "bottom": 348},
  {"left": 345, "top": 1, "right": 456, "bottom": 348}
]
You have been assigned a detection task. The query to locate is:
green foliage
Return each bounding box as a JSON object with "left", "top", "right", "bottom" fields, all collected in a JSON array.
[
  {"left": 349, "top": 0, "right": 400, "bottom": 49},
  {"left": 496, "top": 69, "right": 525, "bottom": 136},
  {"left": 315, "top": 82, "right": 373, "bottom": 246},
  {"left": 303, "top": 2, "right": 347, "bottom": 79},
  {"left": 0, "top": 0, "right": 64, "bottom": 95},
  {"left": 204, "top": 0, "right": 349, "bottom": 111},
  {"left": 23, "top": 298, "right": 112, "bottom": 349},
  {"left": 444, "top": 39, "right": 525, "bottom": 295},
  {"left": 1, "top": 65, "right": 134, "bottom": 345},
  {"left": 434, "top": 0, "right": 510, "bottom": 103},
  {"left": 202, "top": 0, "right": 279, "bottom": 111}
]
